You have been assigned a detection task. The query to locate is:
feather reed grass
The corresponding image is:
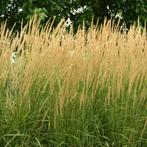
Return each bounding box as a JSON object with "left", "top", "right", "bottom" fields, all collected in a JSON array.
[{"left": 0, "top": 18, "right": 146, "bottom": 146}]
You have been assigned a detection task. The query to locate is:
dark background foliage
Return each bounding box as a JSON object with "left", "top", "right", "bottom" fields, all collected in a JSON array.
[{"left": 0, "top": 0, "right": 147, "bottom": 31}]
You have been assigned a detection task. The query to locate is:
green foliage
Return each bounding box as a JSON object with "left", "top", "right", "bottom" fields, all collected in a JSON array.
[
  {"left": 1, "top": 0, "right": 146, "bottom": 31},
  {"left": 90, "top": 0, "right": 147, "bottom": 27},
  {"left": 26, "top": 8, "right": 48, "bottom": 21}
]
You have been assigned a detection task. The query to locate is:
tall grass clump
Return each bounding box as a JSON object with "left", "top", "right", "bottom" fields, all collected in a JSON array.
[{"left": 0, "top": 18, "right": 146, "bottom": 146}]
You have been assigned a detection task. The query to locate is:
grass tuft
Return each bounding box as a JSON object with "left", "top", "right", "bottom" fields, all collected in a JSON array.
[{"left": 0, "top": 18, "right": 147, "bottom": 146}]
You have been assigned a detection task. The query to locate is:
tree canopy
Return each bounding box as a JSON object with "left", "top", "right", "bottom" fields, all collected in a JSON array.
[{"left": 0, "top": 0, "right": 147, "bottom": 31}]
